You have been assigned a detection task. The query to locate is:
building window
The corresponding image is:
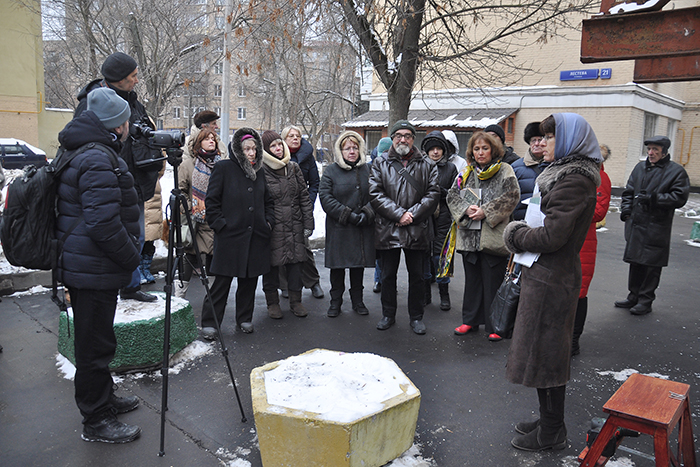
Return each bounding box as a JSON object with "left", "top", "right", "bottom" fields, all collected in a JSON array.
[
  {"left": 237, "top": 107, "right": 247, "bottom": 120},
  {"left": 215, "top": 16, "right": 225, "bottom": 29},
  {"left": 173, "top": 107, "right": 181, "bottom": 119},
  {"left": 214, "top": 62, "right": 223, "bottom": 74},
  {"left": 643, "top": 112, "right": 658, "bottom": 159},
  {"left": 507, "top": 117, "right": 514, "bottom": 135},
  {"left": 183, "top": 106, "right": 189, "bottom": 118},
  {"left": 238, "top": 84, "right": 246, "bottom": 97},
  {"left": 214, "top": 107, "right": 221, "bottom": 116},
  {"left": 214, "top": 85, "right": 222, "bottom": 97}
]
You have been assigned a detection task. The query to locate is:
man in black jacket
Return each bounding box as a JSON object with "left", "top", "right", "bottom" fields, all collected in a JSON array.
[
  {"left": 58, "top": 87, "right": 142, "bottom": 443},
  {"left": 615, "top": 136, "right": 689, "bottom": 315},
  {"left": 369, "top": 120, "right": 439, "bottom": 334},
  {"left": 75, "top": 52, "right": 160, "bottom": 302}
]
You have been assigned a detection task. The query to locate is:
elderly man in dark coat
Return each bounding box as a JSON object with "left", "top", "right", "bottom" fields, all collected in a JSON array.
[
  {"left": 202, "top": 128, "right": 275, "bottom": 336},
  {"left": 504, "top": 113, "right": 602, "bottom": 452},
  {"left": 615, "top": 135, "right": 690, "bottom": 315},
  {"left": 369, "top": 120, "right": 439, "bottom": 335},
  {"left": 320, "top": 130, "right": 375, "bottom": 318}
]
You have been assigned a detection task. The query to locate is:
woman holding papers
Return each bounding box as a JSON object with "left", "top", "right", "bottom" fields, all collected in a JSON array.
[
  {"left": 446, "top": 131, "right": 519, "bottom": 340},
  {"left": 503, "top": 113, "right": 602, "bottom": 452}
]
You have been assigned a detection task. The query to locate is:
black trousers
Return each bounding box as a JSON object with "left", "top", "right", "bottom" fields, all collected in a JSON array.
[
  {"left": 626, "top": 262, "right": 663, "bottom": 307},
  {"left": 379, "top": 248, "right": 424, "bottom": 321},
  {"left": 201, "top": 275, "right": 259, "bottom": 328},
  {"left": 69, "top": 287, "right": 119, "bottom": 424},
  {"left": 329, "top": 268, "right": 364, "bottom": 304},
  {"left": 180, "top": 252, "right": 213, "bottom": 282},
  {"left": 264, "top": 263, "right": 303, "bottom": 294},
  {"left": 460, "top": 251, "right": 508, "bottom": 334},
  {"left": 279, "top": 240, "right": 320, "bottom": 289}
]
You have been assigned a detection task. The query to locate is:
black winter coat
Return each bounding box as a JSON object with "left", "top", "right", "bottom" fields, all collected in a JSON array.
[
  {"left": 431, "top": 157, "right": 458, "bottom": 256},
  {"left": 290, "top": 138, "right": 320, "bottom": 204},
  {"left": 55, "top": 111, "right": 141, "bottom": 289},
  {"left": 621, "top": 156, "right": 689, "bottom": 267},
  {"left": 76, "top": 79, "right": 160, "bottom": 203},
  {"left": 369, "top": 146, "right": 440, "bottom": 250},
  {"left": 320, "top": 158, "right": 375, "bottom": 269},
  {"left": 206, "top": 130, "right": 275, "bottom": 278}
]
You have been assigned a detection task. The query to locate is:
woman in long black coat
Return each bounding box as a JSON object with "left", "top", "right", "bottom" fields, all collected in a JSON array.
[
  {"left": 201, "top": 128, "right": 274, "bottom": 337},
  {"left": 319, "top": 130, "right": 375, "bottom": 317},
  {"left": 504, "top": 113, "right": 602, "bottom": 451}
]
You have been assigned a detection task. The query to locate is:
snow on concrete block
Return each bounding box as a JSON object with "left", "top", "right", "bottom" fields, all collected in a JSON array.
[
  {"left": 58, "top": 292, "right": 197, "bottom": 373},
  {"left": 250, "top": 348, "right": 421, "bottom": 467}
]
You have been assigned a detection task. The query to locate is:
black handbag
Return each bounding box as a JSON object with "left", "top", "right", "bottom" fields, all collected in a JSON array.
[{"left": 490, "top": 255, "right": 520, "bottom": 339}]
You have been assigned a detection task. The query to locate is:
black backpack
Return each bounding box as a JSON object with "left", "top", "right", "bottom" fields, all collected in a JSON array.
[{"left": 0, "top": 142, "right": 120, "bottom": 308}]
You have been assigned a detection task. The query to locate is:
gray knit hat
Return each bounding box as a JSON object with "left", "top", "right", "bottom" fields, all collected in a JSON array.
[
  {"left": 101, "top": 52, "right": 138, "bottom": 82},
  {"left": 87, "top": 88, "right": 131, "bottom": 129}
]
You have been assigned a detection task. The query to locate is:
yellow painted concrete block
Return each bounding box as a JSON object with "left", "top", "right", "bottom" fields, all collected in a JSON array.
[{"left": 250, "top": 349, "right": 421, "bottom": 467}]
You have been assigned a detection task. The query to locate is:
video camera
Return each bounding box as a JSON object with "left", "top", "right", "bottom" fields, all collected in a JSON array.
[{"left": 131, "top": 122, "right": 185, "bottom": 149}]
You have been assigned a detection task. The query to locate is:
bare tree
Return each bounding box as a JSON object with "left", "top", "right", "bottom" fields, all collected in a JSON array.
[
  {"left": 331, "top": 0, "right": 599, "bottom": 126},
  {"left": 240, "top": 0, "right": 360, "bottom": 147},
  {"left": 40, "top": 0, "right": 252, "bottom": 122}
]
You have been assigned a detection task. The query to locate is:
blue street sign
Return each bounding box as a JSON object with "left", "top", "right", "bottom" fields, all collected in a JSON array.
[
  {"left": 600, "top": 68, "right": 612, "bottom": 79},
  {"left": 560, "top": 69, "right": 599, "bottom": 81}
]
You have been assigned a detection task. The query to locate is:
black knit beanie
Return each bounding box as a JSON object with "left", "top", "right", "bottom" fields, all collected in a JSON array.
[{"left": 101, "top": 52, "right": 138, "bottom": 82}]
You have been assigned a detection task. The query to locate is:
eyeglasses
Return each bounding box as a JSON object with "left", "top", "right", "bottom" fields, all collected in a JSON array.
[
  {"left": 393, "top": 133, "right": 414, "bottom": 141},
  {"left": 529, "top": 137, "right": 544, "bottom": 145},
  {"left": 342, "top": 146, "right": 359, "bottom": 153},
  {"left": 541, "top": 135, "right": 554, "bottom": 143}
]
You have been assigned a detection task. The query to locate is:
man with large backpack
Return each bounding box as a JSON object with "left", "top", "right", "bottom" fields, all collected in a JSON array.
[
  {"left": 75, "top": 52, "right": 160, "bottom": 302},
  {"left": 57, "top": 87, "right": 142, "bottom": 443}
]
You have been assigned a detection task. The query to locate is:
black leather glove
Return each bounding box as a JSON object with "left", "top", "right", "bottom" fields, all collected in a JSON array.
[
  {"left": 635, "top": 192, "right": 651, "bottom": 206},
  {"left": 356, "top": 212, "right": 369, "bottom": 227},
  {"left": 348, "top": 212, "right": 361, "bottom": 225}
]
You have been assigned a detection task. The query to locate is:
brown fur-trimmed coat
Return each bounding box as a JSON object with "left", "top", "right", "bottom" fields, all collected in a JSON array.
[{"left": 503, "top": 156, "right": 599, "bottom": 388}]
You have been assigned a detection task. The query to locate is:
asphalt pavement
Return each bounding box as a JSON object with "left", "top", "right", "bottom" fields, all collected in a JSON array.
[{"left": 1, "top": 209, "right": 699, "bottom": 467}]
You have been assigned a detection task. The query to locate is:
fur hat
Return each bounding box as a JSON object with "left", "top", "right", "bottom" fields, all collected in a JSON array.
[
  {"left": 193, "top": 110, "right": 219, "bottom": 129},
  {"left": 261, "top": 130, "right": 283, "bottom": 154},
  {"left": 389, "top": 120, "right": 416, "bottom": 138},
  {"left": 484, "top": 124, "right": 505, "bottom": 143},
  {"left": 101, "top": 52, "right": 138, "bottom": 83},
  {"left": 523, "top": 122, "right": 544, "bottom": 144},
  {"left": 87, "top": 87, "right": 131, "bottom": 129}
]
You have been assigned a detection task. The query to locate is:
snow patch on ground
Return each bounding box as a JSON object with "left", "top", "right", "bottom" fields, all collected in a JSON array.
[
  {"left": 9, "top": 285, "right": 51, "bottom": 296},
  {"left": 596, "top": 368, "right": 669, "bottom": 381},
  {"left": 386, "top": 444, "right": 437, "bottom": 466}
]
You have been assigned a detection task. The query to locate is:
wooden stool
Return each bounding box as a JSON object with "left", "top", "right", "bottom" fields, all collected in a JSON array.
[{"left": 579, "top": 373, "right": 696, "bottom": 467}]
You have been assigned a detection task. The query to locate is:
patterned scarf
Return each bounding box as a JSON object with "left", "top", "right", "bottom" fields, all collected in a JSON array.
[
  {"left": 438, "top": 161, "right": 502, "bottom": 278},
  {"left": 191, "top": 150, "right": 220, "bottom": 223}
]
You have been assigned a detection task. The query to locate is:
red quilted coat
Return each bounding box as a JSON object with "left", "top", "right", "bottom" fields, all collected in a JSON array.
[{"left": 579, "top": 166, "right": 611, "bottom": 298}]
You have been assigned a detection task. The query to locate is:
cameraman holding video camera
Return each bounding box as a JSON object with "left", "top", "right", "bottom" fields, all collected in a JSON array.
[{"left": 75, "top": 52, "right": 163, "bottom": 302}]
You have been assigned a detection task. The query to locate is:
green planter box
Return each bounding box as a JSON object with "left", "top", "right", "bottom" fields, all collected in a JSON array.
[{"left": 58, "top": 293, "right": 198, "bottom": 373}]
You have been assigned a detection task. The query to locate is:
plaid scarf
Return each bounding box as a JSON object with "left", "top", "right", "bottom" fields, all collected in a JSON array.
[{"left": 191, "top": 152, "right": 220, "bottom": 223}]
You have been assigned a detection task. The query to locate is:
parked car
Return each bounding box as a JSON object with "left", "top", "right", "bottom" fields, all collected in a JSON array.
[{"left": 0, "top": 138, "right": 48, "bottom": 169}]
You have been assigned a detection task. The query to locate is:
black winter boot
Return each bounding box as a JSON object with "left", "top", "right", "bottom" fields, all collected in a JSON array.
[
  {"left": 327, "top": 299, "right": 342, "bottom": 318},
  {"left": 423, "top": 280, "right": 432, "bottom": 306},
  {"left": 438, "top": 283, "right": 451, "bottom": 311},
  {"left": 572, "top": 297, "right": 588, "bottom": 356},
  {"left": 512, "top": 386, "right": 567, "bottom": 451},
  {"left": 82, "top": 410, "right": 141, "bottom": 443}
]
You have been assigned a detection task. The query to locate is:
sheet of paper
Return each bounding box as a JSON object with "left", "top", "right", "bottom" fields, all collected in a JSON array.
[{"left": 514, "top": 186, "right": 544, "bottom": 267}]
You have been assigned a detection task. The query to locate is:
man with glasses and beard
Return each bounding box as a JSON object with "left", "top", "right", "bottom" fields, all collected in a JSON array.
[{"left": 369, "top": 120, "right": 439, "bottom": 335}]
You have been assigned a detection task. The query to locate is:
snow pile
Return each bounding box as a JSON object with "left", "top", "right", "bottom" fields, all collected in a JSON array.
[
  {"left": 596, "top": 368, "right": 669, "bottom": 382},
  {"left": 264, "top": 349, "right": 417, "bottom": 423}
]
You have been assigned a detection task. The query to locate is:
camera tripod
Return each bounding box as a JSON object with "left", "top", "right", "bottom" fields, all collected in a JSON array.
[{"left": 158, "top": 148, "right": 246, "bottom": 457}]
